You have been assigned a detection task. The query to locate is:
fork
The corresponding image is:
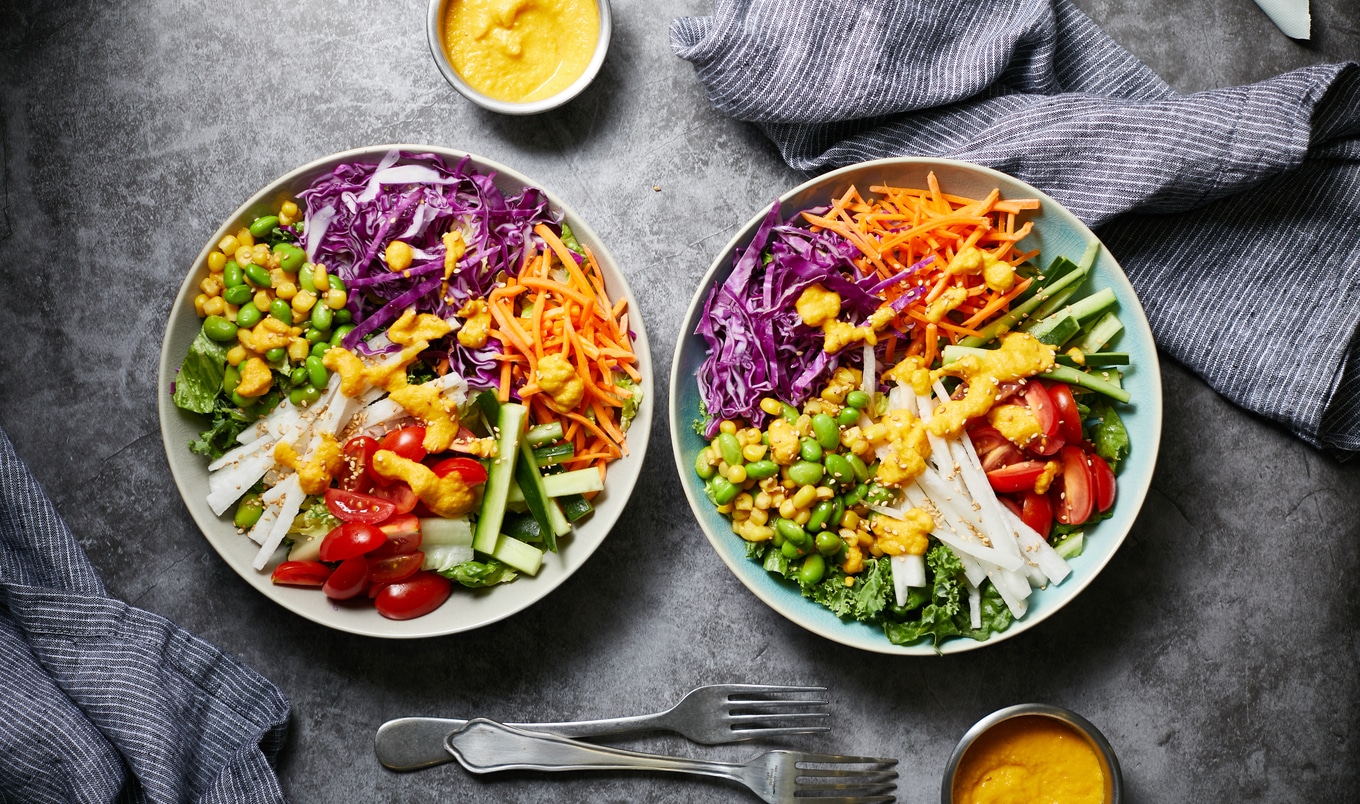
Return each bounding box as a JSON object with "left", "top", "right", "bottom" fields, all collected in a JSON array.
[
  {"left": 446, "top": 719, "right": 898, "bottom": 804},
  {"left": 375, "top": 683, "right": 831, "bottom": 771}
]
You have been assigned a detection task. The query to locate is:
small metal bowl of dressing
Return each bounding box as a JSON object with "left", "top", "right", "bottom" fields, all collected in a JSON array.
[
  {"left": 942, "top": 704, "right": 1124, "bottom": 804},
  {"left": 426, "top": 0, "right": 612, "bottom": 115}
]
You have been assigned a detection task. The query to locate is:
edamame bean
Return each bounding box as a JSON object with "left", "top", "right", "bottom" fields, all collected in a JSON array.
[
  {"left": 222, "top": 365, "right": 241, "bottom": 395},
  {"left": 234, "top": 494, "right": 265, "bottom": 529},
  {"left": 824, "top": 453, "right": 854, "bottom": 488},
  {"left": 311, "top": 341, "right": 331, "bottom": 359},
  {"left": 229, "top": 389, "right": 254, "bottom": 408},
  {"left": 298, "top": 265, "right": 316, "bottom": 292},
  {"left": 798, "top": 554, "right": 826, "bottom": 586},
  {"left": 780, "top": 402, "right": 800, "bottom": 423},
  {"left": 223, "top": 261, "right": 244, "bottom": 287},
  {"left": 304, "top": 327, "right": 328, "bottom": 344},
  {"left": 334, "top": 308, "right": 352, "bottom": 324},
  {"left": 775, "top": 517, "right": 808, "bottom": 546},
  {"left": 829, "top": 495, "right": 845, "bottom": 529},
  {"left": 845, "top": 390, "right": 871, "bottom": 410},
  {"left": 269, "top": 298, "right": 292, "bottom": 323},
  {"left": 305, "top": 354, "right": 329, "bottom": 389},
  {"left": 694, "top": 450, "right": 717, "bottom": 480},
  {"left": 864, "top": 483, "right": 895, "bottom": 506},
  {"left": 715, "top": 432, "right": 743, "bottom": 467},
  {"left": 836, "top": 406, "right": 860, "bottom": 426},
  {"left": 256, "top": 389, "right": 280, "bottom": 415},
  {"left": 330, "top": 323, "right": 355, "bottom": 346},
  {"left": 328, "top": 275, "right": 346, "bottom": 291},
  {"left": 707, "top": 476, "right": 738, "bottom": 505},
  {"left": 846, "top": 453, "right": 870, "bottom": 484},
  {"left": 311, "top": 302, "right": 333, "bottom": 331},
  {"left": 265, "top": 347, "right": 286, "bottom": 364},
  {"left": 844, "top": 482, "right": 868, "bottom": 507},
  {"left": 244, "top": 262, "right": 272, "bottom": 288},
  {"left": 781, "top": 539, "right": 804, "bottom": 560},
  {"left": 290, "top": 366, "right": 309, "bottom": 386},
  {"left": 815, "top": 530, "right": 843, "bottom": 556},
  {"left": 806, "top": 499, "right": 835, "bottom": 532},
  {"left": 202, "top": 315, "right": 238, "bottom": 342},
  {"left": 289, "top": 384, "right": 322, "bottom": 407},
  {"left": 811, "top": 413, "right": 840, "bottom": 450},
  {"left": 235, "top": 303, "right": 263, "bottom": 329},
  {"left": 787, "top": 461, "right": 824, "bottom": 487},
  {"left": 223, "top": 284, "right": 253, "bottom": 306},
  {"left": 744, "top": 460, "right": 779, "bottom": 480},
  {"left": 799, "top": 437, "right": 823, "bottom": 463},
  {"left": 274, "top": 243, "right": 305, "bottom": 273},
  {"left": 249, "top": 215, "right": 279, "bottom": 238}
]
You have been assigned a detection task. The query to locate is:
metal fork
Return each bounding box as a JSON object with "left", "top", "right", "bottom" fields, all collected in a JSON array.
[
  {"left": 446, "top": 719, "right": 898, "bottom": 804},
  {"left": 375, "top": 683, "right": 831, "bottom": 771}
]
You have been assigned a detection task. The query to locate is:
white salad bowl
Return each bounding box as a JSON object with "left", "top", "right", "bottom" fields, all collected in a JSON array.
[
  {"left": 159, "top": 144, "right": 652, "bottom": 638},
  {"left": 669, "top": 157, "right": 1161, "bottom": 655}
]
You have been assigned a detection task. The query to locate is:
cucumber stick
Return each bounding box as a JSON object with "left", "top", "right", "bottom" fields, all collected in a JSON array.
[
  {"left": 490, "top": 533, "right": 543, "bottom": 575},
  {"left": 542, "top": 467, "right": 604, "bottom": 497},
  {"left": 473, "top": 397, "right": 528, "bottom": 554}
]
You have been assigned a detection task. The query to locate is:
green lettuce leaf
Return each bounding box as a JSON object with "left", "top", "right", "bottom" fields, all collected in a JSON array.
[
  {"left": 1089, "top": 398, "right": 1130, "bottom": 470},
  {"left": 616, "top": 373, "right": 643, "bottom": 432},
  {"left": 173, "top": 327, "right": 227, "bottom": 414},
  {"left": 444, "top": 559, "right": 518, "bottom": 588}
]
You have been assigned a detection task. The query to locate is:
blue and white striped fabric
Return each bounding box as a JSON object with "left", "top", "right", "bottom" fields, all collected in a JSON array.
[
  {"left": 672, "top": 0, "right": 1360, "bottom": 455},
  {"left": 0, "top": 427, "right": 289, "bottom": 803}
]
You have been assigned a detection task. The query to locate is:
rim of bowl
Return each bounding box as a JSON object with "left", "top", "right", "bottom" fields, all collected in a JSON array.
[
  {"left": 157, "top": 143, "right": 652, "bottom": 638},
  {"left": 668, "top": 156, "right": 1162, "bottom": 655},
  {"left": 426, "top": 0, "right": 613, "bottom": 116},
  {"left": 940, "top": 703, "right": 1124, "bottom": 804}
]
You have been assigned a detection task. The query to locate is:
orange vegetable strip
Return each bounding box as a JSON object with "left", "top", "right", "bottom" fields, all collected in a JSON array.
[
  {"left": 993, "top": 199, "right": 1040, "bottom": 214},
  {"left": 498, "top": 360, "right": 512, "bottom": 403},
  {"left": 534, "top": 223, "right": 594, "bottom": 297},
  {"left": 960, "top": 277, "right": 1033, "bottom": 329}
]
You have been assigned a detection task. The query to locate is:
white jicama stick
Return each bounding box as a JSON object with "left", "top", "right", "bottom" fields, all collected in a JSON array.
[
  {"left": 206, "top": 447, "right": 276, "bottom": 516},
  {"left": 930, "top": 526, "right": 1021, "bottom": 574},
  {"left": 208, "top": 432, "right": 275, "bottom": 473},
  {"left": 891, "top": 553, "right": 927, "bottom": 607},
  {"left": 965, "top": 578, "right": 983, "bottom": 630},
  {"left": 253, "top": 474, "right": 304, "bottom": 570},
  {"left": 988, "top": 567, "right": 1030, "bottom": 618},
  {"left": 999, "top": 506, "right": 1072, "bottom": 585},
  {"left": 861, "top": 341, "right": 876, "bottom": 397}
]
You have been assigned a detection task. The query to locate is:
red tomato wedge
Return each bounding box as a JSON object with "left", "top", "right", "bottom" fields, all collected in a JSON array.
[
  {"left": 322, "top": 556, "right": 369, "bottom": 600},
  {"left": 998, "top": 496, "right": 1023, "bottom": 519},
  {"left": 1054, "top": 446, "right": 1094, "bottom": 525},
  {"left": 318, "top": 522, "right": 386, "bottom": 562},
  {"left": 1021, "top": 490, "right": 1053, "bottom": 539},
  {"left": 429, "top": 456, "right": 488, "bottom": 486},
  {"left": 1047, "top": 382, "right": 1084, "bottom": 445},
  {"left": 339, "top": 435, "right": 380, "bottom": 492},
  {"left": 1024, "top": 382, "right": 1059, "bottom": 441},
  {"left": 369, "top": 552, "right": 425, "bottom": 586},
  {"left": 370, "top": 514, "right": 423, "bottom": 558},
  {"left": 380, "top": 426, "right": 428, "bottom": 462},
  {"left": 1088, "top": 452, "right": 1117, "bottom": 513},
  {"left": 325, "top": 487, "right": 397, "bottom": 524},
  {"left": 374, "top": 571, "right": 452, "bottom": 620},
  {"left": 370, "top": 481, "right": 418, "bottom": 515},
  {"left": 270, "top": 560, "right": 333, "bottom": 587},
  {"left": 986, "top": 460, "right": 1049, "bottom": 493}
]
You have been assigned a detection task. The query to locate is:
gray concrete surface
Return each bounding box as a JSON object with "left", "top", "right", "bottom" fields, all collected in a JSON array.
[{"left": 2, "top": 1, "right": 1358, "bottom": 801}]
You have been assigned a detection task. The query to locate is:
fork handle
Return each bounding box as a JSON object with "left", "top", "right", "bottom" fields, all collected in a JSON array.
[
  {"left": 446, "top": 719, "right": 743, "bottom": 783},
  {"left": 376, "top": 711, "right": 674, "bottom": 771}
]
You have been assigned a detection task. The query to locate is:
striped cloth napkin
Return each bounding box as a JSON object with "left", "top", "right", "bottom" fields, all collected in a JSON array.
[
  {"left": 0, "top": 427, "right": 289, "bottom": 803},
  {"left": 672, "top": 0, "right": 1360, "bottom": 455}
]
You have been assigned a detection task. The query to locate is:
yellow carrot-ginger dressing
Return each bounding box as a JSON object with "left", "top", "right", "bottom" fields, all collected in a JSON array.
[
  {"left": 952, "top": 715, "right": 1106, "bottom": 804},
  {"left": 443, "top": 0, "right": 599, "bottom": 103}
]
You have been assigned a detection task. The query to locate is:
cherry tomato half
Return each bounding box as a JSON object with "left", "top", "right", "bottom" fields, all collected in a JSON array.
[
  {"left": 1021, "top": 490, "right": 1054, "bottom": 540},
  {"left": 986, "top": 460, "right": 1049, "bottom": 493},
  {"left": 380, "top": 425, "right": 428, "bottom": 462},
  {"left": 369, "top": 552, "right": 425, "bottom": 585},
  {"left": 370, "top": 514, "right": 423, "bottom": 558},
  {"left": 1054, "top": 445, "right": 1094, "bottom": 525},
  {"left": 325, "top": 487, "right": 397, "bottom": 524},
  {"left": 1024, "top": 381, "right": 1060, "bottom": 443},
  {"left": 374, "top": 571, "right": 452, "bottom": 620},
  {"left": 322, "top": 556, "right": 369, "bottom": 600},
  {"left": 339, "top": 435, "right": 380, "bottom": 492},
  {"left": 429, "top": 456, "right": 488, "bottom": 486},
  {"left": 1088, "top": 452, "right": 1117, "bottom": 513},
  {"left": 1047, "top": 382, "right": 1084, "bottom": 445},
  {"left": 370, "top": 481, "right": 418, "bottom": 514},
  {"left": 270, "top": 560, "right": 333, "bottom": 587},
  {"left": 318, "top": 522, "right": 387, "bottom": 562}
]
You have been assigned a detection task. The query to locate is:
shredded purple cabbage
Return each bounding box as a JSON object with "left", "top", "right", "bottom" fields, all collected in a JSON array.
[
  {"left": 696, "top": 203, "right": 911, "bottom": 437},
  {"left": 299, "top": 150, "right": 559, "bottom": 388}
]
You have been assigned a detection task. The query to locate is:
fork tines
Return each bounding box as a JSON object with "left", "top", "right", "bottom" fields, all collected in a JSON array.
[
  {"left": 794, "top": 754, "right": 899, "bottom": 802},
  {"left": 726, "top": 685, "right": 832, "bottom": 736}
]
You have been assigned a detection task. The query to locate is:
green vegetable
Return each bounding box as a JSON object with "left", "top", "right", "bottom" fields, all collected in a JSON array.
[
  {"left": 172, "top": 326, "right": 228, "bottom": 414},
  {"left": 236, "top": 303, "right": 263, "bottom": 329},
  {"left": 471, "top": 392, "right": 532, "bottom": 554},
  {"left": 798, "top": 554, "right": 826, "bottom": 586},
  {"left": 616, "top": 373, "right": 642, "bottom": 433},
  {"left": 223, "top": 285, "right": 252, "bottom": 306},
  {"left": 694, "top": 451, "right": 717, "bottom": 480},
  {"left": 1089, "top": 398, "right": 1130, "bottom": 470},
  {"left": 311, "top": 302, "right": 333, "bottom": 331},
  {"left": 823, "top": 453, "right": 854, "bottom": 488},
  {"left": 845, "top": 390, "right": 870, "bottom": 410},
  {"left": 744, "top": 460, "right": 778, "bottom": 479},
  {"left": 707, "top": 476, "right": 738, "bottom": 505},
  {"left": 244, "top": 262, "right": 272, "bottom": 288},
  {"left": 558, "top": 493, "right": 594, "bottom": 522},
  {"left": 224, "top": 261, "right": 245, "bottom": 287},
  {"left": 526, "top": 421, "right": 565, "bottom": 447},
  {"left": 716, "top": 432, "right": 743, "bottom": 466},
  {"left": 788, "top": 461, "right": 824, "bottom": 486},
  {"left": 836, "top": 406, "right": 860, "bottom": 426},
  {"left": 488, "top": 533, "right": 543, "bottom": 575},
  {"left": 533, "top": 442, "right": 576, "bottom": 467},
  {"left": 186, "top": 395, "right": 256, "bottom": 460},
  {"left": 269, "top": 298, "right": 291, "bottom": 323},
  {"left": 442, "top": 559, "right": 518, "bottom": 588},
  {"left": 305, "top": 355, "right": 328, "bottom": 389},
  {"left": 274, "top": 243, "right": 306, "bottom": 273},
  {"left": 799, "top": 437, "right": 823, "bottom": 463},
  {"left": 234, "top": 494, "right": 264, "bottom": 529}
]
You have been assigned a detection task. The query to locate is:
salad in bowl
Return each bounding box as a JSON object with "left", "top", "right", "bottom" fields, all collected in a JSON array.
[{"left": 160, "top": 146, "right": 651, "bottom": 637}]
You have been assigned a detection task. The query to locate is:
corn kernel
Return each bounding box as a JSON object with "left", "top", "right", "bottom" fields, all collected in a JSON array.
[
  {"left": 778, "top": 499, "right": 797, "bottom": 519},
  {"left": 217, "top": 234, "right": 240, "bottom": 254},
  {"left": 794, "top": 510, "right": 811, "bottom": 526},
  {"left": 269, "top": 268, "right": 288, "bottom": 287},
  {"left": 207, "top": 251, "right": 226, "bottom": 273},
  {"left": 734, "top": 493, "right": 754, "bottom": 512},
  {"left": 252, "top": 243, "right": 270, "bottom": 264},
  {"left": 312, "top": 264, "right": 330, "bottom": 292},
  {"left": 193, "top": 293, "right": 208, "bottom": 317},
  {"left": 792, "top": 485, "right": 817, "bottom": 509},
  {"left": 226, "top": 344, "right": 247, "bottom": 366},
  {"left": 235, "top": 245, "right": 254, "bottom": 266},
  {"left": 281, "top": 199, "right": 299, "bottom": 219},
  {"left": 815, "top": 485, "right": 835, "bottom": 500},
  {"left": 795, "top": 414, "right": 812, "bottom": 437},
  {"left": 291, "top": 290, "right": 317, "bottom": 313},
  {"left": 253, "top": 291, "right": 272, "bottom": 312},
  {"left": 235, "top": 228, "right": 255, "bottom": 248},
  {"left": 748, "top": 508, "right": 769, "bottom": 527},
  {"left": 841, "top": 510, "right": 860, "bottom": 530},
  {"left": 385, "top": 240, "right": 414, "bottom": 273},
  {"left": 716, "top": 502, "right": 734, "bottom": 515},
  {"left": 731, "top": 508, "right": 750, "bottom": 523},
  {"left": 726, "top": 464, "right": 748, "bottom": 484},
  {"left": 288, "top": 337, "right": 310, "bottom": 362},
  {"left": 199, "top": 275, "right": 224, "bottom": 297},
  {"left": 325, "top": 289, "right": 347, "bottom": 310},
  {"left": 719, "top": 420, "right": 737, "bottom": 435},
  {"left": 291, "top": 308, "right": 308, "bottom": 324},
  {"left": 754, "top": 491, "right": 772, "bottom": 510},
  {"left": 289, "top": 326, "right": 303, "bottom": 336},
  {"left": 699, "top": 447, "right": 719, "bottom": 466},
  {"left": 275, "top": 281, "right": 297, "bottom": 301},
  {"left": 742, "top": 444, "right": 768, "bottom": 462},
  {"left": 203, "top": 296, "right": 225, "bottom": 316},
  {"left": 224, "top": 303, "right": 239, "bottom": 320},
  {"left": 717, "top": 460, "right": 730, "bottom": 477}
]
